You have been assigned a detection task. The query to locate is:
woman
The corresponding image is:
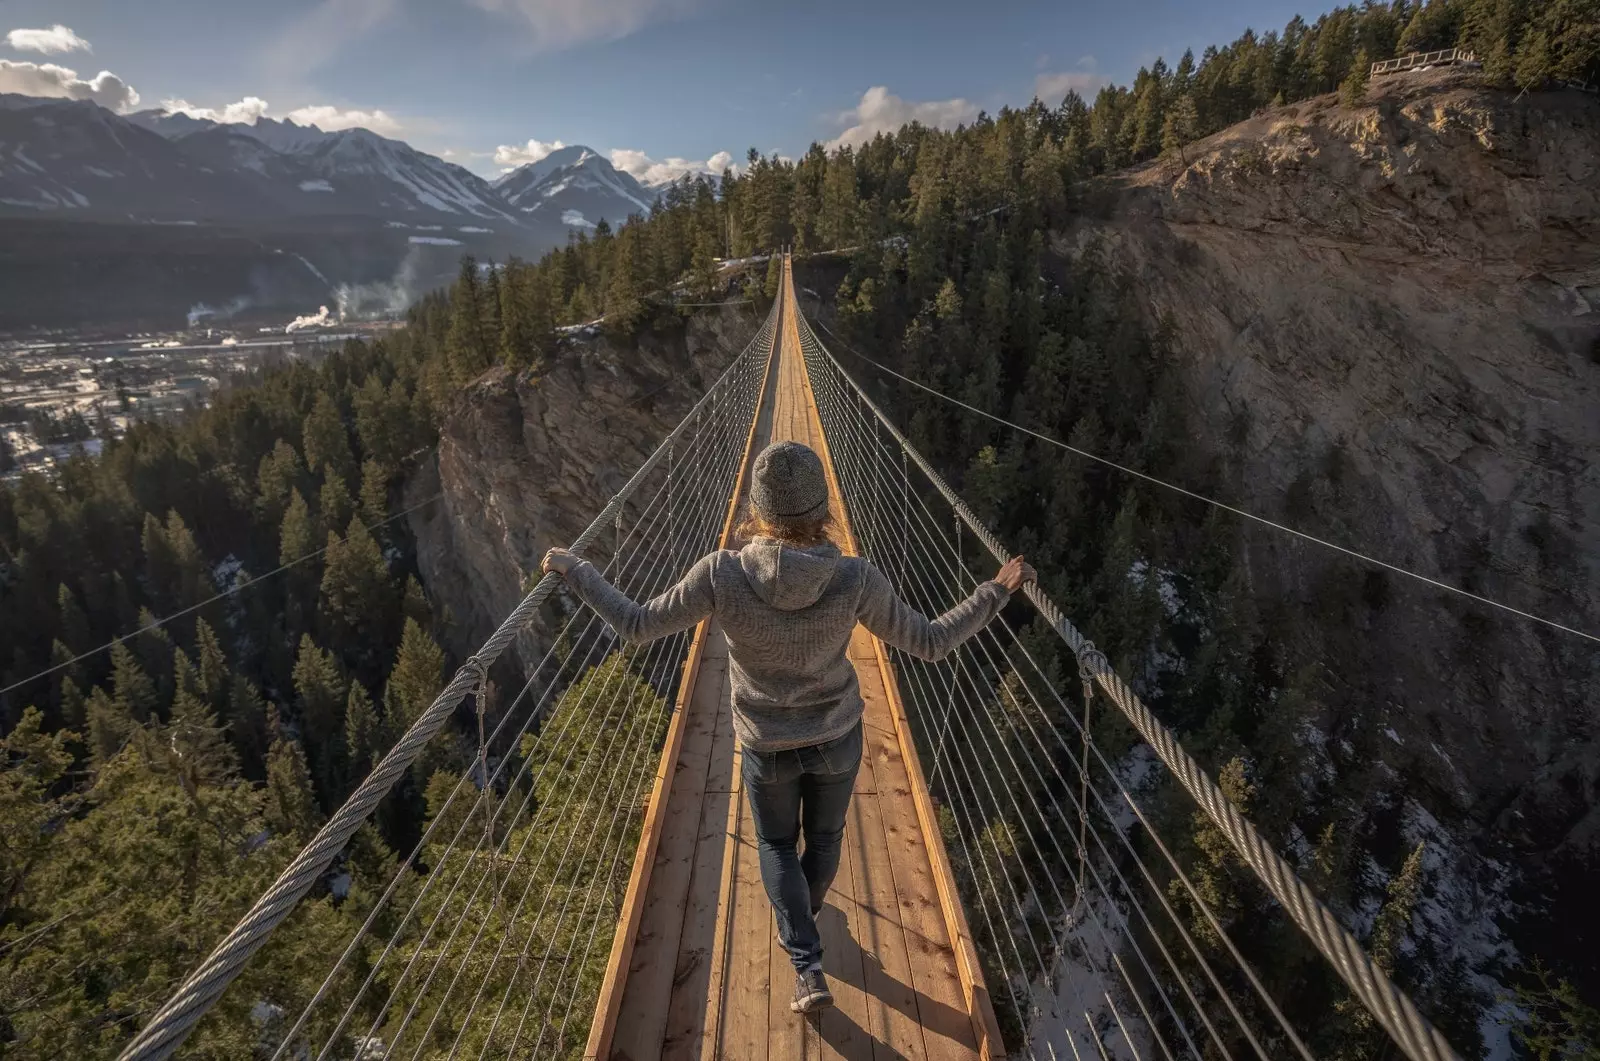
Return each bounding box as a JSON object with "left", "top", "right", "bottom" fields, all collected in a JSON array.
[{"left": 542, "top": 440, "right": 1034, "bottom": 1015}]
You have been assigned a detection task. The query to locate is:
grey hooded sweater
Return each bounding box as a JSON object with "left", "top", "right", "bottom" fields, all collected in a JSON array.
[{"left": 563, "top": 539, "right": 1011, "bottom": 752}]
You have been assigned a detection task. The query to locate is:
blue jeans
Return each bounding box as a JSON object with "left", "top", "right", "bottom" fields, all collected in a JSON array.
[{"left": 741, "top": 721, "right": 862, "bottom": 973}]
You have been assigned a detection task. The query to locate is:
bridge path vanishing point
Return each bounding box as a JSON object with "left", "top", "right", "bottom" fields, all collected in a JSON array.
[{"left": 586, "top": 255, "right": 1000, "bottom": 1061}]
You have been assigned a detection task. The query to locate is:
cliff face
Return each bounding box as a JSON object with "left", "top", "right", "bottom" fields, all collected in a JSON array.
[
  {"left": 404, "top": 305, "right": 759, "bottom": 664},
  {"left": 1065, "top": 72, "right": 1599, "bottom": 959}
]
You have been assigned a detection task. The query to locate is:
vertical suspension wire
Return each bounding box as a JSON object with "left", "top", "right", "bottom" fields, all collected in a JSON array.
[
  {"left": 797, "top": 325, "right": 1278, "bottom": 1059},
  {"left": 821, "top": 359, "right": 1191, "bottom": 1061}
]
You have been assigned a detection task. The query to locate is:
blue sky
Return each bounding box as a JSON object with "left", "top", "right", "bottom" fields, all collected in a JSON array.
[{"left": 0, "top": 0, "right": 1339, "bottom": 180}]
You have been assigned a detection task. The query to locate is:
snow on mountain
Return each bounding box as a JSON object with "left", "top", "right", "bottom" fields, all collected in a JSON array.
[
  {"left": 493, "top": 144, "right": 657, "bottom": 229},
  {"left": 0, "top": 93, "right": 267, "bottom": 219}
]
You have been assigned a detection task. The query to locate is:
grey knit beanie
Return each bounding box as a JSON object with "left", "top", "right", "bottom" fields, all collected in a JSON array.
[{"left": 750, "top": 441, "right": 829, "bottom": 522}]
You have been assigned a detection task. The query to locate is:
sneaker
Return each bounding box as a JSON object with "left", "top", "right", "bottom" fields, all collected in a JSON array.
[{"left": 790, "top": 968, "right": 834, "bottom": 1014}]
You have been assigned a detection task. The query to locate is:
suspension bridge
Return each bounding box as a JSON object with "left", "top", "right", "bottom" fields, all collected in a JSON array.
[{"left": 117, "top": 256, "right": 1467, "bottom": 1061}]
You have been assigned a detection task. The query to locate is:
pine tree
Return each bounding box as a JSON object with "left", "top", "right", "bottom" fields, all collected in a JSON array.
[
  {"left": 605, "top": 227, "right": 644, "bottom": 334},
  {"left": 319, "top": 517, "right": 394, "bottom": 653},
  {"left": 57, "top": 583, "right": 91, "bottom": 653},
  {"left": 264, "top": 709, "right": 322, "bottom": 845},
  {"left": 292, "top": 634, "right": 346, "bottom": 753},
  {"left": 1161, "top": 95, "right": 1200, "bottom": 169},
  {"left": 359, "top": 458, "right": 389, "bottom": 534},
  {"left": 167, "top": 687, "right": 236, "bottom": 788},
  {"left": 764, "top": 254, "right": 782, "bottom": 302},
  {"left": 86, "top": 685, "right": 134, "bottom": 767},
  {"left": 402, "top": 575, "right": 432, "bottom": 629},
  {"left": 195, "top": 617, "right": 228, "bottom": 710},
  {"left": 228, "top": 675, "right": 271, "bottom": 779},
  {"left": 110, "top": 640, "right": 159, "bottom": 722},
  {"left": 256, "top": 439, "right": 302, "bottom": 521},
  {"left": 0, "top": 708, "right": 75, "bottom": 919},
  {"left": 279, "top": 488, "right": 318, "bottom": 566},
  {"left": 345, "top": 682, "right": 381, "bottom": 776},
  {"left": 58, "top": 674, "right": 86, "bottom": 728},
  {"left": 303, "top": 393, "right": 354, "bottom": 483},
  {"left": 383, "top": 618, "right": 445, "bottom": 736},
  {"left": 319, "top": 471, "right": 353, "bottom": 535},
  {"left": 1341, "top": 48, "right": 1372, "bottom": 106},
  {"left": 445, "top": 255, "right": 492, "bottom": 383}
]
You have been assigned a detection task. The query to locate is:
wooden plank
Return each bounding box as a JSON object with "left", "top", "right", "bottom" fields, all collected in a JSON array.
[
  {"left": 721, "top": 787, "right": 773, "bottom": 1060},
  {"left": 696, "top": 740, "right": 745, "bottom": 1061},
  {"left": 855, "top": 663, "right": 979, "bottom": 1061},
  {"left": 813, "top": 802, "right": 874, "bottom": 1061},
  {"left": 661, "top": 783, "right": 735, "bottom": 1061},
  {"left": 585, "top": 259, "right": 784, "bottom": 1061},
  {"left": 849, "top": 786, "right": 933, "bottom": 1061},
  {"left": 612, "top": 658, "right": 728, "bottom": 1061},
  {"left": 868, "top": 643, "right": 1004, "bottom": 1060},
  {"left": 785, "top": 257, "right": 1001, "bottom": 1060},
  {"left": 769, "top": 917, "right": 809, "bottom": 1061}
]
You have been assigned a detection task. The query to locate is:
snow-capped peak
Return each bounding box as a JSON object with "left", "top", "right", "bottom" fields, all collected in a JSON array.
[{"left": 492, "top": 144, "right": 655, "bottom": 228}]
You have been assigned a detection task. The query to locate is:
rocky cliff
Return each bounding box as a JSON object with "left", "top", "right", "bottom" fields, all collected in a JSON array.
[
  {"left": 404, "top": 305, "right": 760, "bottom": 665},
  {"left": 1063, "top": 71, "right": 1599, "bottom": 987}
]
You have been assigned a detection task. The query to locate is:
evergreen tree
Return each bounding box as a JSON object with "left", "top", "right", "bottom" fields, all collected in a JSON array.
[
  {"left": 1341, "top": 48, "right": 1372, "bottom": 105},
  {"left": 445, "top": 255, "right": 492, "bottom": 383},
  {"left": 292, "top": 635, "right": 347, "bottom": 798},
  {"left": 764, "top": 254, "right": 782, "bottom": 302},
  {"left": 85, "top": 685, "right": 134, "bottom": 767},
  {"left": 279, "top": 488, "right": 318, "bottom": 566},
  {"left": 303, "top": 393, "right": 355, "bottom": 483},
  {"left": 228, "top": 675, "right": 271, "bottom": 779},
  {"left": 319, "top": 471, "right": 353, "bottom": 535},
  {"left": 345, "top": 681, "right": 381, "bottom": 776},
  {"left": 359, "top": 458, "right": 389, "bottom": 533},
  {"left": 256, "top": 439, "right": 302, "bottom": 522},
  {"left": 1161, "top": 95, "right": 1201, "bottom": 168},
  {"left": 194, "top": 617, "right": 228, "bottom": 710},
  {"left": 110, "top": 640, "right": 159, "bottom": 722},
  {"left": 319, "top": 517, "right": 394, "bottom": 656},
  {"left": 56, "top": 582, "right": 91, "bottom": 652},
  {"left": 383, "top": 618, "right": 445, "bottom": 736},
  {"left": 264, "top": 709, "right": 322, "bottom": 844}
]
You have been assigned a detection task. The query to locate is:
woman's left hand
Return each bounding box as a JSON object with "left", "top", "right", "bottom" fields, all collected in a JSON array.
[{"left": 541, "top": 547, "right": 579, "bottom": 576}]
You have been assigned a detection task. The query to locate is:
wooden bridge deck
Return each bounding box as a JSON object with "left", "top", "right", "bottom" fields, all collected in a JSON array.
[{"left": 586, "top": 258, "right": 998, "bottom": 1061}]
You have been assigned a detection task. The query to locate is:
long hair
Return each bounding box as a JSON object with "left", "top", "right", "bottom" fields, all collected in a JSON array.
[{"left": 735, "top": 501, "right": 840, "bottom": 548}]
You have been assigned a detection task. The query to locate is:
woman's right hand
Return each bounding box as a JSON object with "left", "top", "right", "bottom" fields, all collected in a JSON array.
[{"left": 995, "top": 555, "right": 1036, "bottom": 593}]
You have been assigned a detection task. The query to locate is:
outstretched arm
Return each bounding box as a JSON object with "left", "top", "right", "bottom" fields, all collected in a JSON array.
[
  {"left": 544, "top": 548, "right": 716, "bottom": 645},
  {"left": 856, "top": 555, "right": 1035, "bottom": 661}
]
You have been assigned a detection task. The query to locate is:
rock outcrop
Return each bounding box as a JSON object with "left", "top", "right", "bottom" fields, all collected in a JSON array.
[
  {"left": 404, "top": 304, "right": 761, "bottom": 665},
  {"left": 1064, "top": 71, "right": 1599, "bottom": 971}
]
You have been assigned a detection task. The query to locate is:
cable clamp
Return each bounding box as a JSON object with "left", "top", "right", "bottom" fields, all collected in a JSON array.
[{"left": 1074, "top": 640, "right": 1109, "bottom": 703}]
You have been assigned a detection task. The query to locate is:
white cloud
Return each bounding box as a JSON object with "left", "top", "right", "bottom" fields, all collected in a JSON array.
[
  {"left": 493, "top": 138, "right": 566, "bottom": 167},
  {"left": 468, "top": 0, "right": 700, "bottom": 53},
  {"left": 826, "top": 86, "right": 978, "bottom": 150},
  {"left": 1033, "top": 58, "right": 1107, "bottom": 103},
  {"left": 263, "top": 0, "right": 396, "bottom": 79},
  {"left": 609, "top": 147, "right": 734, "bottom": 186},
  {"left": 0, "top": 60, "right": 138, "bottom": 112},
  {"left": 286, "top": 104, "right": 401, "bottom": 134},
  {"left": 161, "top": 96, "right": 272, "bottom": 124},
  {"left": 5, "top": 25, "right": 92, "bottom": 54}
]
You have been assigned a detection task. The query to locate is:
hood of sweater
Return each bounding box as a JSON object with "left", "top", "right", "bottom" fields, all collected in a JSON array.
[{"left": 738, "top": 538, "right": 841, "bottom": 611}]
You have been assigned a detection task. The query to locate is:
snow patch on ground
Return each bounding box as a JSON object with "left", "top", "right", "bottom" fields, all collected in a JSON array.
[
  {"left": 298, "top": 178, "right": 334, "bottom": 192},
  {"left": 1027, "top": 889, "right": 1154, "bottom": 1060},
  {"left": 457, "top": 225, "right": 492, "bottom": 233},
  {"left": 408, "top": 235, "right": 463, "bottom": 246},
  {"left": 561, "top": 208, "right": 596, "bottom": 228},
  {"left": 213, "top": 554, "right": 243, "bottom": 589}
]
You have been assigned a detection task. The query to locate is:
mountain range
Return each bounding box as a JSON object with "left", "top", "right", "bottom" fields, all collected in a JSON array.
[
  {"left": 0, "top": 93, "right": 682, "bottom": 330},
  {"left": 0, "top": 93, "right": 661, "bottom": 235}
]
